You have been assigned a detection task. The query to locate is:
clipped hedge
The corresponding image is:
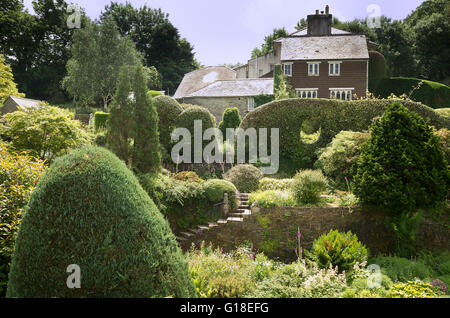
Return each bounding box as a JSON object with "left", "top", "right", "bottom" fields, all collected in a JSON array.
[
  {"left": 218, "top": 107, "right": 241, "bottom": 136},
  {"left": 240, "top": 98, "right": 450, "bottom": 173},
  {"left": 148, "top": 90, "right": 163, "bottom": 98},
  {"left": 435, "top": 108, "right": 450, "bottom": 120},
  {"left": 175, "top": 105, "right": 216, "bottom": 133},
  {"left": 7, "top": 146, "right": 196, "bottom": 298},
  {"left": 93, "top": 111, "right": 110, "bottom": 131},
  {"left": 153, "top": 95, "right": 183, "bottom": 151},
  {"left": 203, "top": 179, "right": 237, "bottom": 210},
  {"left": 368, "top": 50, "right": 386, "bottom": 93},
  {"left": 224, "top": 164, "right": 263, "bottom": 193},
  {"left": 374, "top": 77, "right": 450, "bottom": 109}
]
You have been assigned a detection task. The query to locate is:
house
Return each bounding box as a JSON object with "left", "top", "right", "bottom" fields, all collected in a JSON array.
[
  {"left": 0, "top": 96, "right": 42, "bottom": 115},
  {"left": 174, "top": 5, "right": 371, "bottom": 119},
  {"left": 236, "top": 5, "right": 370, "bottom": 100},
  {"left": 174, "top": 66, "right": 273, "bottom": 120}
]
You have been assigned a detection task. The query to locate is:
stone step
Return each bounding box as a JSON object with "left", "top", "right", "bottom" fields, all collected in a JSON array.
[
  {"left": 180, "top": 231, "right": 194, "bottom": 237},
  {"left": 217, "top": 219, "right": 228, "bottom": 224},
  {"left": 198, "top": 225, "right": 210, "bottom": 231},
  {"left": 238, "top": 205, "right": 249, "bottom": 209},
  {"left": 227, "top": 217, "right": 244, "bottom": 222},
  {"left": 176, "top": 236, "right": 186, "bottom": 241},
  {"left": 188, "top": 228, "right": 200, "bottom": 235},
  {"left": 229, "top": 213, "right": 245, "bottom": 218},
  {"left": 208, "top": 222, "right": 219, "bottom": 228}
]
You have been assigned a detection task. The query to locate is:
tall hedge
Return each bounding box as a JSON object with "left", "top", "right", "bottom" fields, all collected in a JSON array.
[
  {"left": 153, "top": 95, "right": 183, "bottom": 151},
  {"left": 218, "top": 107, "right": 242, "bottom": 136},
  {"left": 240, "top": 98, "right": 450, "bottom": 172},
  {"left": 94, "top": 111, "right": 110, "bottom": 131},
  {"left": 368, "top": 50, "right": 387, "bottom": 93},
  {"left": 374, "top": 77, "right": 450, "bottom": 109},
  {"left": 6, "top": 146, "right": 196, "bottom": 298}
]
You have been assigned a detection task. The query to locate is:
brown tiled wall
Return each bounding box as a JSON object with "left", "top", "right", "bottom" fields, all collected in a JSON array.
[{"left": 287, "top": 60, "right": 368, "bottom": 98}]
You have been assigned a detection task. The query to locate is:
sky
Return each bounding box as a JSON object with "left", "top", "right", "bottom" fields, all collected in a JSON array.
[{"left": 24, "top": 0, "right": 425, "bottom": 66}]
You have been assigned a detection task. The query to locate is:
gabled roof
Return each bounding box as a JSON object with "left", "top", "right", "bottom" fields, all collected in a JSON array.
[
  {"left": 173, "top": 66, "right": 236, "bottom": 99},
  {"left": 275, "top": 34, "right": 369, "bottom": 61},
  {"left": 186, "top": 78, "right": 273, "bottom": 98},
  {"left": 290, "top": 27, "right": 351, "bottom": 36},
  {"left": 7, "top": 96, "right": 42, "bottom": 110}
]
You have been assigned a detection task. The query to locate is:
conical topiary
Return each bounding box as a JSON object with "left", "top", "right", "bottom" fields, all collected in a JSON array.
[{"left": 6, "top": 146, "right": 196, "bottom": 298}]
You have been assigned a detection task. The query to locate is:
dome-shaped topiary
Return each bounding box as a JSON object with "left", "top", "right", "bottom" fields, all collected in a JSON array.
[
  {"left": 6, "top": 146, "right": 196, "bottom": 298},
  {"left": 175, "top": 105, "right": 216, "bottom": 133},
  {"left": 153, "top": 95, "right": 183, "bottom": 151},
  {"left": 203, "top": 179, "right": 237, "bottom": 210},
  {"left": 218, "top": 107, "right": 242, "bottom": 136},
  {"left": 223, "top": 164, "right": 263, "bottom": 193},
  {"left": 368, "top": 50, "right": 386, "bottom": 93}
]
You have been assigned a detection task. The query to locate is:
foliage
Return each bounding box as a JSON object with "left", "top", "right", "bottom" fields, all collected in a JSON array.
[
  {"left": 374, "top": 77, "right": 450, "bottom": 109},
  {"left": 388, "top": 211, "right": 423, "bottom": 257},
  {"left": 153, "top": 95, "right": 183, "bottom": 152},
  {"left": 307, "top": 230, "right": 369, "bottom": 272},
  {"left": 370, "top": 255, "right": 434, "bottom": 283},
  {"left": 100, "top": 2, "right": 198, "bottom": 94},
  {"left": 6, "top": 146, "right": 195, "bottom": 298},
  {"left": 143, "top": 66, "right": 162, "bottom": 91},
  {"left": 148, "top": 90, "right": 163, "bottom": 98},
  {"left": 435, "top": 108, "right": 450, "bottom": 120},
  {"left": 132, "top": 65, "right": 161, "bottom": 174},
  {"left": 94, "top": 111, "right": 110, "bottom": 132},
  {"left": 0, "top": 54, "right": 24, "bottom": 104},
  {"left": 315, "top": 131, "right": 370, "bottom": 190},
  {"left": 435, "top": 128, "right": 450, "bottom": 163},
  {"left": 291, "top": 170, "right": 328, "bottom": 205},
  {"left": 274, "top": 72, "right": 296, "bottom": 100},
  {"left": 254, "top": 94, "right": 275, "bottom": 108},
  {"left": 223, "top": 164, "right": 263, "bottom": 193},
  {"left": 0, "top": 146, "right": 46, "bottom": 297},
  {"left": 173, "top": 171, "right": 204, "bottom": 183},
  {"left": 258, "top": 178, "right": 293, "bottom": 191},
  {"left": 251, "top": 28, "right": 289, "bottom": 58},
  {"left": 240, "top": 98, "right": 449, "bottom": 174},
  {"left": 248, "top": 190, "right": 295, "bottom": 208},
  {"left": 203, "top": 179, "right": 237, "bottom": 210},
  {"left": 390, "top": 280, "right": 437, "bottom": 298},
  {"left": 368, "top": 50, "right": 387, "bottom": 93},
  {"left": 353, "top": 103, "right": 449, "bottom": 212},
  {"left": 218, "top": 107, "right": 241, "bottom": 137},
  {"left": 63, "top": 16, "right": 142, "bottom": 109},
  {"left": 2, "top": 105, "right": 92, "bottom": 161}
]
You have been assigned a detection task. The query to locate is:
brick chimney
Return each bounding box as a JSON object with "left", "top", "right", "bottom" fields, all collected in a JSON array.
[{"left": 307, "top": 5, "right": 332, "bottom": 36}]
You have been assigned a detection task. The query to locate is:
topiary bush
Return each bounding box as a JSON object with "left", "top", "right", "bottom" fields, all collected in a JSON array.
[
  {"left": 223, "top": 164, "right": 263, "bottom": 193},
  {"left": 435, "top": 128, "right": 450, "bottom": 163},
  {"left": 6, "top": 146, "right": 196, "bottom": 298},
  {"left": 153, "top": 95, "right": 183, "bottom": 151},
  {"left": 218, "top": 107, "right": 241, "bottom": 136},
  {"left": 291, "top": 170, "right": 328, "bottom": 205},
  {"left": 147, "top": 90, "right": 163, "bottom": 98},
  {"left": 315, "top": 131, "right": 370, "bottom": 190},
  {"left": 173, "top": 171, "right": 204, "bottom": 183},
  {"left": 353, "top": 102, "right": 449, "bottom": 211},
  {"left": 203, "top": 179, "right": 237, "bottom": 211},
  {"left": 240, "top": 98, "right": 449, "bottom": 174},
  {"left": 93, "top": 111, "right": 110, "bottom": 132},
  {"left": 307, "top": 230, "right": 369, "bottom": 272},
  {"left": 435, "top": 108, "right": 450, "bottom": 120},
  {"left": 368, "top": 50, "right": 387, "bottom": 93}
]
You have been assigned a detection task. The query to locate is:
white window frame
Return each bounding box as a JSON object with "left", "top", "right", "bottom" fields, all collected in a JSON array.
[
  {"left": 329, "top": 88, "right": 354, "bottom": 101},
  {"left": 283, "top": 62, "right": 293, "bottom": 77},
  {"left": 307, "top": 62, "right": 321, "bottom": 76},
  {"left": 296, "top": 88, "right": 319, "bottom": 99},
  {"left": 328, "top": 61, "right": 342, "bottom": 76},
  {"left": 247, "top": 97, "right": 255, "bottom": 111}
]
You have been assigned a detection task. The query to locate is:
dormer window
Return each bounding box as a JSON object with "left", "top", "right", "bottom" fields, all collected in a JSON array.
[
  {"left": 308, "top": 62, "right": 320, "bottom": 76},
  {"left": 329, "top": 61, "right": 342, "bottom": 76},
  {"left": 283, "top": 63, "right": 292, "bottom": 76}
]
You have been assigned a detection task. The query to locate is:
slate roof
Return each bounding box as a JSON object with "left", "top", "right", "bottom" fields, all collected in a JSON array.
[
  {"left": 186, "top": 78, "right": 273, "bottom": 98},
  {"left": 173, "top": 66, "right": 236, "bottom": 99},
  {"left": 275, "top": 34, "right": 369, "bottom": 61},
  {"left": 8, "top": 96, "right": 42, "bottom": 110}
]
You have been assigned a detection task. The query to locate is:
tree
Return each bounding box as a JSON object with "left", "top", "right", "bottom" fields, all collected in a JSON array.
[
  {"left": 143, "top": 66, "right": 162, "bottom": 91},
  {"left": 218, "top": 107, "right": 242, "bottom": 136},
  {"left": 0, "top": 54, "right": 24, "bottom": 104},
  {"left": 63, "top": 17, "right": 142, "bottom": 109},
  {"left": 1, "top": 105, "right": 91, "bottom": 161},
  {"left": 100, "top": 2, "right": 198, "bottom": 95},
  {"left": 251, "top": 28, "right": 289, "bottom": 58},
  {"left": 132, "top": 66, "right": 161, "bottom": 173}
]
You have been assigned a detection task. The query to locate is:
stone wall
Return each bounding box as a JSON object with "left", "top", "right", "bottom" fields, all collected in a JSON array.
[
  {"left": 179, "top": 207, "right": 450, "bottom": 262},
  {"left": 180, "top": 96, "right": 248, "bottom": 121}
]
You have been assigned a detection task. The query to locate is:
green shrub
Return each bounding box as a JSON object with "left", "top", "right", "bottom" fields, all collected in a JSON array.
[
  {"left": 353, "top": 102, "right": 449, "bottom": 211},
  {"left": 307, "top": 230, "right": 369, "bottom": 272},
  {"left": 291, "top": 169, "right": 328, "bottom": 205},
  {"left": 390, "top": 280, "right": 437, "bottom": 298},
  {"left": 435, "top": 108, "right": 450, "bottom": 120},
  {"left": 370, "top": 255, "right": 434, "bottom": 282},
  {"left": 315, "top": 131, "right": 370, "bottom": 190},
  {"left": 6, "top": 146, "right": 196, "bottom": 298},
  {"left": 147, "top": 90, "right": 163, "bottom": 98},
  {"left": 94, "top": 130, "right": 107, "bottom": 146},
  {"left": 258, "top": 178, "right": 293, "bottom": 191},
  {"left": 173, "top": 171, "right": 204, "bottom": 183},
  {"left": 0, "top": 146, "right": 46, "bottom": 297},
  {"left": 153, "top": 95, "right": 183, "bottom": 151},
  {"left": 374, "top": 77, "right": 450, "bottom": 109},
  {"left": 93, "top": 111, "right": 110, "bottom": 131},
  {"left": 254, "top": 94, "right": 275, "bottom": 108},
  {"left": 203, "top": 179, "right": 237, "bottom": 210},
  {"left": 248, "top": 190, "right": 295, "bottom": 208},
  {"left": 223, "top": 164, "right": 263, "bottom": 193},
  {"left": 218, "top": 107, "right": 241, "bottom": 136},
  {"left": 368, "top": 50, "right": 387, "bottom": 93},
  {"left": 435, "top": 128, "right": 450, "bottom": 162},
  {"left": 240, "top": 98, "right": 449, "bottom": 173}
]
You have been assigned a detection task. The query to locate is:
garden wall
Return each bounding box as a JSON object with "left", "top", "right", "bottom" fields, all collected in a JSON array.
[{"left": 179, "top": 207, "right": 450, "bottom": 262}]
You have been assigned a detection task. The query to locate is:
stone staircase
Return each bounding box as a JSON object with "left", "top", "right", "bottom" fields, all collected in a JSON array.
[{"left": 176, "top": 193, "right": 251, "bottom": 243}]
